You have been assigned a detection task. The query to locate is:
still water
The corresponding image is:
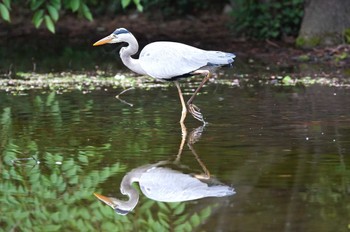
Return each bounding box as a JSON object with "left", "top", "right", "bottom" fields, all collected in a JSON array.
[{"left": 1, "top": 83, "right": 350, "bottom": 231}]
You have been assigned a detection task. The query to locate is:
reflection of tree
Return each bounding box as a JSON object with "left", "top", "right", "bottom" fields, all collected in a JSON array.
[
  {"left": 249, "top": 86, "right": 350, "bottom": 231},
  {"left": 297, "top": 153, "right": 350, "bottom": 230}
]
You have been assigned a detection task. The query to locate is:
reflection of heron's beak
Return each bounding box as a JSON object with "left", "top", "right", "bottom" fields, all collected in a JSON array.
[
  {"left": 94, "top": 193, "right": 114, "bottom": 206},
  {"left": 93, "top": 35, "right": 113, "bottom": 46}
]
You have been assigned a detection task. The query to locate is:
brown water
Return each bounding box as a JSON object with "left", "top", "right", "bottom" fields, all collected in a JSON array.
[{"left": 1, "top": 83, "right": 350, "bottom": 231}]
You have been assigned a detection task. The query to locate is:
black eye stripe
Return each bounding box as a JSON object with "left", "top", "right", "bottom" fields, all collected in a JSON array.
[{"left": 113, "top": 28, "right": 129, "bottom": 35}]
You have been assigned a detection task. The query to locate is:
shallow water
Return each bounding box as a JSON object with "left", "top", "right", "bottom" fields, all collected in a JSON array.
[{"left": 1, "top": 83, "right": 350, "bottom": 231}]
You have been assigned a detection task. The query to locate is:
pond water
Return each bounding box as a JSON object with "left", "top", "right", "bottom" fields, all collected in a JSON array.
[{"left": 1, "top": 80, "right": 350, "bottom": 231}]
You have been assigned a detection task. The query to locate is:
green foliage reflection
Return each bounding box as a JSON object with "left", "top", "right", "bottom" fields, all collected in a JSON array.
[
  {"left": 0, "top": 142, "right": 125, "bottom": 231},
  {"left": 0, "top": 93, "right": 217, "bottom": 231}
]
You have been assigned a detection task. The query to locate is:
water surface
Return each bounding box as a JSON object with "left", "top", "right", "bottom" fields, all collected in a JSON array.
[{"left": 1, "top": 84, "right": 350, "bottom": 231}]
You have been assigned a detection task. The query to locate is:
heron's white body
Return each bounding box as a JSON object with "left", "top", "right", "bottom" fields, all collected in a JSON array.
[
  {"left": 138, "top": 166, "right": 234, "bottom": 202},
  {"left": 95, "top": 161, "right": 235, "bottom": 215},
  {"left": 138, "top": 42, "right": 235, "bottom": 79},
  {"left": 94, "top": 28, "right": 235, "bottom": 80},
  {"left": 93, "top": 27, "right": 236, "bottom": 123}
]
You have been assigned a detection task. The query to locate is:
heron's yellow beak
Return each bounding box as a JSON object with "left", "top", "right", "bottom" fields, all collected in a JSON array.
[
  {"left": 94, "top": 193, "right": 114, "bottom": 205},
  {"left": 93, "top": 35, "right": 113, "bottom": 46}
]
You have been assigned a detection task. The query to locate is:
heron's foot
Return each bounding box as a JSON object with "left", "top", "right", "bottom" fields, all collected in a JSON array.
[{"left": 188, "top": 104, "right": 206, "bottom": 124}]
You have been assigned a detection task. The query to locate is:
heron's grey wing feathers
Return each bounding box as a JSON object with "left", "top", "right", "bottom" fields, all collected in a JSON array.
[
  {"left": 139, "top": 42, "right": 235, "bottom": 79},
  {"left": 139, "top": 42, "right": 206, "bottom": 79},
  {"left": 139, "top": 167, "right": 235, "bottom": 202}
]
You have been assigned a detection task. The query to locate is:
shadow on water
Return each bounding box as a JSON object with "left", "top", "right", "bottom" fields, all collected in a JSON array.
[{"left": 1, "top": 83, "right": 350, "bottom": 231}]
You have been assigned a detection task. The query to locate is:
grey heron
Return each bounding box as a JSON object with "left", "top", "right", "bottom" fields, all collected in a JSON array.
[
  {"left": 94, "top": 125, "right": 235, "bottom": 215},
  {"left": 93, "top": 28, "right": 236, "bottom": 124},
  {"left": 94, "top": 161, "right": 235, "bottom": 215}
]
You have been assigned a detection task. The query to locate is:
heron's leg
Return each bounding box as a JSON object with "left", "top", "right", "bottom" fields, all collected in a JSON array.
[
  {"left": 175, "top": 121, "right": 187, "bottom": 163},
  {"left": 187, "top": 125, "right": 210, "bottom": 179},
  {"left": 175, "top": 81, "right": 187, "bottom": 124},
  {"left": 187, "top": 71, "right": 211, "bottom": 124},
  {"left": 189, "top": 144, "right": 211, "bottom": 179}
]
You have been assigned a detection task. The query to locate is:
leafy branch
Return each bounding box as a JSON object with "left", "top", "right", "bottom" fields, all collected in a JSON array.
[{"left": 0, "top": 0, "right": 143, "bottom": 33}]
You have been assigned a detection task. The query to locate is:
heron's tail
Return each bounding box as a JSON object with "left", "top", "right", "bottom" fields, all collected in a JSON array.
[
  {"left": 206, "top": 185, "right": 236, "bottom": 197},
  {"left": 205, "top": 51, "right": 236, "bottom": 66}
]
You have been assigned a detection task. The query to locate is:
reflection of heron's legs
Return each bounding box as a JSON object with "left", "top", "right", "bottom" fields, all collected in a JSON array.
[
  {"left": 175, "top": 120, "right": 187, "bottom": 162},
  {"left": 187, "top": 71, "right": 211, "bottom": 124},
  {"left": 175, "top": 124, "right": 210, "bottom": 178},
  {"left": 187, "top": 125, "right": 210, "bottom": 179},
  {"left": 115, "top": 87, "right": 134, "bottom": 107},
  {"left": 175, "top": 81, "right": 187, "bottom": 124},
  {"left": 188, "top": 143, "right": 211, "bottom": 179}
]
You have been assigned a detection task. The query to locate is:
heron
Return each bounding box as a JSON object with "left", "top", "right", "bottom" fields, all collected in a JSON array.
[
  {"left": 94, "top": 124, "right": 235, "bottom": 215},
  {"left": 94, "top": 160, "right": 235, "bottom": 215},
  {"left": 93, "top": 28, "right": 236, "bottom": 124}
]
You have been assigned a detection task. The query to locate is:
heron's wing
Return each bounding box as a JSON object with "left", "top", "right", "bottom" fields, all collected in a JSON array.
[
  {"left": 139, "top": 42, "right": 235, "bottom": 80},
  {"left": 139, "top": 167, "right": 234, "bottom": 202}
]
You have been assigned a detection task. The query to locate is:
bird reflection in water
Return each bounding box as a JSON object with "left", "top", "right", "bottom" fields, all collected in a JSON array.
[{"left": 94, "top": 124, "right": 235, "bottom": 215}]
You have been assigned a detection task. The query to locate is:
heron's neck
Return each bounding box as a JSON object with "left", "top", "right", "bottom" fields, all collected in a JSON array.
[
  {"left": 120, "top": 35, "right": 147, "bottom": 75},
  {"left": 116, "top": 173, "right": 140, "bottom": 212}
]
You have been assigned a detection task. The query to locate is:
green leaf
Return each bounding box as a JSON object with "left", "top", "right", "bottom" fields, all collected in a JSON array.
[
  {"left": 61, "top": 159, "right": 74, "bottom": 171},
  {"left": 0, "top": 3, "right": 10, "bottom": 22},
  {"left": 50, "top": 0, "right": 61, "bottom": 10},
  {"left": 33, "top": 10, "right": 44, "bottom": 28},
  {"left": 1, "top": 107, "right": 11, "bottom": 125},
  {"left": 133, "top": 0, "right": 143, "bottom": 11},
  {"left": 157, "top": 211, "right": 169, "bottom": 226},
  {"left": 189, "top": 213, "right": 201, "bottom": 227},
  {"left": 46, "top": 91, "right": 56, "bottom": 106},
  {"left": 175, "top": 221, "right": 192, "bottom": 232},
  {"left": 80, "top": 208, "right": 90, "bottom": 219},
  {"left": 174, "top": 214, "right": 188, "bottom": 226},
  {"left": 70, "top": 0, "right": 80, "bottom": 11},
  {"left": 199, "top": 206, "right": 211, "bottom": 219},
  {"left": 157, "top": 202, "right": 170, "bottom": 213},
  {"left": 282, "top": 75, "right": 293, "bottom": 85},
  {"left": 50, "top": 173, "right": 58, "bottom": 183},
  {"left": 173, "top": 202, "right": 185, "bottom": 215},
  {"left": 45, "top": 15, "right": 55, "bottom": 33},
  {"left": 65, "top": 165, "right": 78, "bottom": 177},
  {"left": 68, "top": 175, "right": 79, "bottom": 184},
  {"left": 121, "top": 0, "right": 131, "bottom": 9},
  {"left": 77, "top": 154, "right": 88, "bottom": 164},
  {"left": 29, "top": 172, "right": 41, "bottom": 183},
  {"left": 82, "top": 176, "right": 92, "bottom": 188},
  {"left": 43, "top": 225, "right": 61, "bottom": 231},
  {"left": 81, "top": 4, "right": 92, "bottom": 21},
  {"left": 30, "top": 0, "right": 45, "bottom": 11},
  {"left": 3, "top": 0, "right": 10, "bottom": 9},
  {"left": 169, "top": 202, "right": 181, "bottom": 209},
  {"left": 47, "top": 4, "right": 59, "bottom": 22}
]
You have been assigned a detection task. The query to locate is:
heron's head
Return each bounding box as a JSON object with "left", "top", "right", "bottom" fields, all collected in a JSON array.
[
  {"left": 94, "top": 193, "right": 132, "bottom": 215},
  {"left": 93, "top": 28, "right": 131, "bottom": 46}
]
